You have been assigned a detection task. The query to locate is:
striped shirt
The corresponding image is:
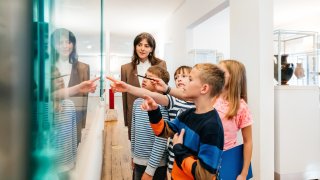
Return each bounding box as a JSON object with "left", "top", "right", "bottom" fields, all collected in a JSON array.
[
  {"left": 165, "top": 95, "right": 195, "bottom": 172},
  {"left": 131, "top": 98, "right": 169, "bottom": 176}
]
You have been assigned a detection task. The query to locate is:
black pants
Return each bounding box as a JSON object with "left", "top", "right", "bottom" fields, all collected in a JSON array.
[{"left": 133, "top": 164, "right": 167, "bottom": 180}]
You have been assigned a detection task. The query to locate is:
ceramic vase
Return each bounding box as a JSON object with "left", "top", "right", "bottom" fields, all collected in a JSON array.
[
  {"left": 294, "top": 63, "right": 305, "bottom": 79},
  {"left": 274, "top": 54, "right": 294, "bottom": 85}
]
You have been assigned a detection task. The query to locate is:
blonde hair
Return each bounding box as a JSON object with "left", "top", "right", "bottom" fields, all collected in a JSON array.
[
  {"left": 219, "top": 60, "right": 247, "bottom": 119},
  {"left": 147, "top": 66, "right": 170, "bottom": 84},
  {"left": 193, "top": 63, "right": 225, "bottom": 97}
]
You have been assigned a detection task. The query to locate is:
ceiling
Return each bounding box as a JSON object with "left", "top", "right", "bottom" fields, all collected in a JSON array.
[
  {"left": 54, "top": 0, "right": 320, "bottom": 33},
  {"left": 53, "top": 0, "right": 185, "bottom": 54},
  {"left": 273, "top": 0, "right": 320, "bottom": 31},
  {"left": 104, "top": 0, "right": 186, "bottom": 36},
  {"left": 53, "top": 0, "right": 185, "bottom": 35},
  {"left": 53, "top": 0, "right": 320, "bottom": 55}
]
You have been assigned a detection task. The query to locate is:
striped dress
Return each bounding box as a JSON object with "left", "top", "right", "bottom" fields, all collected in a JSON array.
[
  {"left": 131, "top": 98, "right": 169, "bottom": 176},
  {"left": 53, "top": 99, "right": 77, "bottom": 172},
  {"left": 165, "top": 95, "right": 195, "bottom": 172}
]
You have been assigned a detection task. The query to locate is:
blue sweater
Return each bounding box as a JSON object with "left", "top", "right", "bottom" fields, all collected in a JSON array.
[{"left": 148, "top": 107, "right": 224, "bottom": 180}]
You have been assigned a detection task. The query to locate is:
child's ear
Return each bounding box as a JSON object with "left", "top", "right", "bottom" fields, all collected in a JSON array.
[{"left": 200, "top": 84, "right": 210, "bottom": 95}]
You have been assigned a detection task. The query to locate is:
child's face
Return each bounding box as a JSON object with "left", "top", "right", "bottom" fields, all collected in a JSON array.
[
  {"left": 141, "top": 71, "right": 158, "bottom": 92},
  {"left": 174, "top": 72, "right": 190, "bottom": 89},
  {"left": 183, "top": 68, "right": 202, "bottom": 99}
]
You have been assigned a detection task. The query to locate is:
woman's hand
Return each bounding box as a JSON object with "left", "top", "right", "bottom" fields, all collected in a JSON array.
[{"left": 78, "top": 77, "right": 100, "bottom": 93}]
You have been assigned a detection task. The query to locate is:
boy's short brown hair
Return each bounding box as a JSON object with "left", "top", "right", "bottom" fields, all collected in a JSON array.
[
  {"left": 174, "top": 66, "right": 192, "bottom": 77},
  {"left": 147, "top": 66, "right": 170, "bottom": 85},
  {"left": 194, "top": 63, "right": 225, "bottom": 97}
]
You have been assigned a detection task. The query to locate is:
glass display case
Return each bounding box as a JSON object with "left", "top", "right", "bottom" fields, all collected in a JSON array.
[
  {"left": 32, "top": 0, "right": 105, "bottom": 179},
  {"left": 273, "top": 30, "right": 319, "bottom": 85}
]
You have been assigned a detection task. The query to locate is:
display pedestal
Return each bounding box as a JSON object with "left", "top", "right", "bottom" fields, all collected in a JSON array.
[{"left": 274, "top": 86, "right": 320, "bottom": 179}]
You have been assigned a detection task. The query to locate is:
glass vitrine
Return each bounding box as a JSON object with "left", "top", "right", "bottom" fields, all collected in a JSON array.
[
  {"left": 273, "top": 30, "right": 319, "bottom": 86},
  {"left": 32, "top": 0, "right": 105, "bottom": 179}
]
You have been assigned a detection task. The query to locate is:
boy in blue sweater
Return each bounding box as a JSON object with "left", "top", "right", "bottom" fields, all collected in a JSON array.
[{"left": 141, "top": 63, "right": 225, "bottom": 180}]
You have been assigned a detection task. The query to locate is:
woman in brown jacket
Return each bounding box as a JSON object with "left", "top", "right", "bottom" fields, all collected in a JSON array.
[
  {"left": 121, "top": 32, "right": 166, "bottom": 140},
  {"left": 51, "top": 28, "right": 90, "bottom": 145}
]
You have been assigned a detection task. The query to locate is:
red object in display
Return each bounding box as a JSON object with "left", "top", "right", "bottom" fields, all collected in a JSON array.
[{"left": 109, "top": 88, "right": 114, "bottom": 109}]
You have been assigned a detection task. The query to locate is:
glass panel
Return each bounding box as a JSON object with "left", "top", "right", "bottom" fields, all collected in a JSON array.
[{"left": 32, "top": 0, "right": 104, "bottom": 178}]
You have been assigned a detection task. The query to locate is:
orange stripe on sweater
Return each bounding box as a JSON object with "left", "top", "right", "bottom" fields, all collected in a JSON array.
[
  {"left": 150, "top": 119, "right": 164, "bottom": 136},
  {"left": 171, "top": 156, "right": 197, "bottom": 180},
  {"left": 172, "top": 161, "right": 194, "bottom": 180}
]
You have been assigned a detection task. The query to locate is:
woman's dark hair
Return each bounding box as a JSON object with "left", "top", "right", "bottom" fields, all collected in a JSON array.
[
  {"left": 50, "top": 28, "right": 78, "bottom": 64},
  {"left": 131, "top": 32, "right": 161, "bottom": 69}
]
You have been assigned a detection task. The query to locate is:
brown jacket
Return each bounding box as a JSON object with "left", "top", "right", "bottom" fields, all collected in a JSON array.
[
  {"left": 53, "top": 61, "right": 90, "bottom": 144},
  {"left": 121, "top": 60, "right": 166, "bottom": 140}
]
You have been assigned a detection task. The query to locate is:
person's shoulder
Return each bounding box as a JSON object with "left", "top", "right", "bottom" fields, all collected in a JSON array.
[
  {"left": 157, "top": 58, "right": 165, "bottom": 62},
  {"left": 157, "top": 59, "right": 166, "bottom": 65},
  {"left": 238, "top": 99, "right": 250, "bottom": 112},
  {"left": 121, "top": 62, "right": 134, "bottom": 71},
  {"left": 201, "top": 111, "right": 224, "bottom": 133},
  {"left": 121, "top": 62, "right": 132, "bottom": 68},
  {"left": 77, "top": 61, "right": 89, "bottom": 69},
  {"left": 177, "top": 108, "right": 195, "bottom": 119},
  {"left": 201, "top": 109, "right": 222, "bottom": 126}
]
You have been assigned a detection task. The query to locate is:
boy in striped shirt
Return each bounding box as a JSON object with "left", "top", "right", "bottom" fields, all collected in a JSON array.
[
  {"left": 141, "top": 63, "right": 225, "bottom": 180},
  {"left": 130, "top": 66, "right": 169, "bottom": 180}
]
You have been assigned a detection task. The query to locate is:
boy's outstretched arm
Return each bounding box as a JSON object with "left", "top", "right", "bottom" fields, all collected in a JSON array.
[
  {"left": 151, "top": 77, "right": 191, "bottom": 101},
  {"left": 141, "top": 95, "right": 176, "bottom": 138},
  {"left": 106, "top": 76, "right": 169, "bottom": 106}
]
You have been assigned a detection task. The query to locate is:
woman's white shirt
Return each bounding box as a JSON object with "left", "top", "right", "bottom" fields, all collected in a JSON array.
[
  {"left": 136, "top": 60, "right": 151, "bottom": 86},
  {"left": 56, "top": 59, "right": 72, "bottom": 86}
]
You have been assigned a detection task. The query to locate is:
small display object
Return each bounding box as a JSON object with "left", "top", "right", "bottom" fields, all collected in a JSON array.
[{"left": 274, "top": 30, "right": 319, "bottom": 86}]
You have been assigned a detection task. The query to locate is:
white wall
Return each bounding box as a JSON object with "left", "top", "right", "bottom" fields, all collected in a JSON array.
[
  {"left": 163, "top": 0, "right": 228, "bottom": 69},
  {"left": 192, "top": 7, "right": 230, "bottom": 59},
  {"left": 229, "top": 0, "right": 274, "bottom": 179}
]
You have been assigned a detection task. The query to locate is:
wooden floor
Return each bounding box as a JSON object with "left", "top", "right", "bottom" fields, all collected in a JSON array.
[{"left": 101, "top": 96, "right": 132, "bottom": 180}]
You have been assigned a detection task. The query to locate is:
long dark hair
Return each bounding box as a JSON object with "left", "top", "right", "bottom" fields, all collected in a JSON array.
[
  {"left": 51, "top": 28, "right": 78, "bottom": 64},
  {"left": 131, "top": 32, "right": 161, "bottom": 69}
]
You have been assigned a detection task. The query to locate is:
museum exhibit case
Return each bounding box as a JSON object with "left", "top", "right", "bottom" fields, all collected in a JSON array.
[
  {"left": 274, "top": 30, "right": 320, "bottom": 179},
  {"left": 273, "top": 30, "right": 319, "bottom": 86}
]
